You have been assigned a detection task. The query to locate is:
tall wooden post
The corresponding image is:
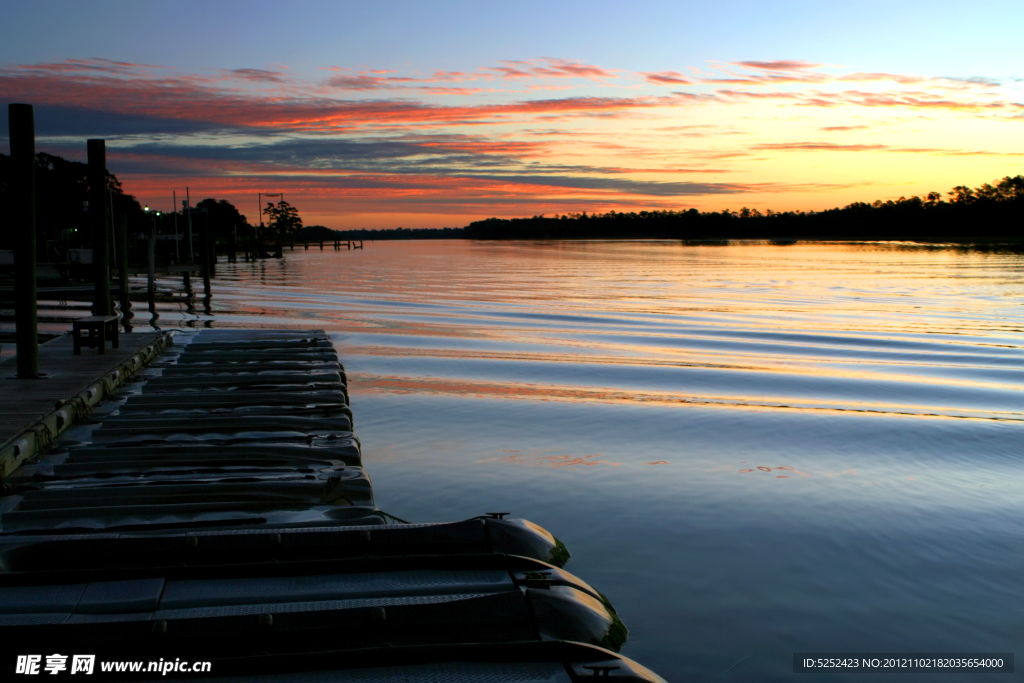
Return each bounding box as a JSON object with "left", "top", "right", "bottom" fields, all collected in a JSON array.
[
  {"left": 117, "top": 213, "right": 131, "bottom": 332},
  {"left": 147, "top": 224, "right": 159, "bottom": 329},
  {"left": 172, "top": 191, "right": 180, "bottom": 263},
  {"left": 202, "top": 218, "right": 212, "bottom": 298},
  {"left": 147, "top": 224, "right": 156, "bottom": 304},
  {"left": 9, "top": 104, "right": 38, "bottom": 379},
  {"left": 87, "top": 139, "right": 111, "bottom": 316},
  {"left": 207, "top": 215, "right": 216, "bottom": 278},
  {"left": 185, "top": 186, "right": 194, "bottom": 264}
]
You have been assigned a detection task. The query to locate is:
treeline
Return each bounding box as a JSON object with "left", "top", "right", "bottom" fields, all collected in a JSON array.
[
  {"left": 0, "top": 152, "right": 287, "bottom": 254},
  {"left": 0, "top": 152, "right": 147, "bottom": 250},
  {"left": 463, "top": 176, "right": 1024, "bottom": 243},
  {"left": 5, "top": 151, "right": 1019, "bottom": 247},
  {"left": 298, "top": 226, "right": 466, "bottom": 241}
]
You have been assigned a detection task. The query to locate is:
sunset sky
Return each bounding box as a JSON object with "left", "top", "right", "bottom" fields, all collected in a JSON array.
[{"left": 2, "top": 1, "right": 1022, "bottom": 229}]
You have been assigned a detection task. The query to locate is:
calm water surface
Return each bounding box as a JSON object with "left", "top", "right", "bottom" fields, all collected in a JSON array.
[{"left": 56, "top": 242, "right": 1024, "bottom": 680}]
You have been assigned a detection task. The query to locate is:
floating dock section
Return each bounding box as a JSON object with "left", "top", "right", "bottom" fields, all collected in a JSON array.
[{"left": 0, "top": 329, "right": 664, "bottom": 682}]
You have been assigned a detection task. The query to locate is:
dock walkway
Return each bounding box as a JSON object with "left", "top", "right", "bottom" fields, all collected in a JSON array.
[{"left": 0, "top": 331, "right": 171, "bottom": 479}]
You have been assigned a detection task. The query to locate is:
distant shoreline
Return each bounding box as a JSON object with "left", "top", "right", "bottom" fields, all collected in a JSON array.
[
  {"left": 288, "top": 231, "right": 1024, "bottom": 252},
  {"left": 301, "top": 175, "right": 1023, "bottom": 247}
]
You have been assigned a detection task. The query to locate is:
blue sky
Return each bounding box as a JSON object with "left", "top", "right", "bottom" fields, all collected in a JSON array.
[{"left": 5, "top": 1, "right": 1020, "bottom": 75}]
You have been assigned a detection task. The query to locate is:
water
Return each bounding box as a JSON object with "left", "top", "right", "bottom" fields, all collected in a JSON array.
[{"left": 35, "top": 241, "right": 1024, "bottom": 679}]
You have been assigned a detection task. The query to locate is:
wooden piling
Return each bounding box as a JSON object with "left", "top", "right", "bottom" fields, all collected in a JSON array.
[
  {"left": 147, "top": 227, "right": 156, "bottom": 304},
  {"left": 201, "top": 219, "right": 212, "bottom": 297},
  {"left": 88, "top": 139, "right": 112, "bottom": 317},
  {"left": 9, "top": 104, "right": 38, "bottom": 379},
  {"left": 117, "top": 213, "right": 131, "bottom": 332},
  {"left": 206, "top": 216, "right": 216, "bottom": 278},
  {"left": 185, "top": 187, "right": 194, "bottom": 264}
]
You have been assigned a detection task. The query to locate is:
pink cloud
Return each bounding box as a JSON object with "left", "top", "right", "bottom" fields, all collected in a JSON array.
[
  {"left": 485, "top": 58, "right": 615, "bottom": 81},
  {"left": 425, "top": 70, "right": 472, "bottom": 82},
  {"left": 16, "top": 57, "right": 160, "bottom": 77},
  {"left": 534, "top": 58, "right": 615, "bottom": 79},
  {"left": 487, "top": 62, "right": 534, "bottom": 79},
  {"left": 229, "top": 68, "right": 287, "bottom": 83},
  {"left": 0, "top": 59, "right": 659, "bottom": 133},
  {"left": 839, "top": 72, "right": 926, "bottom": 84},
  {"left": 701, "top": 71, "right": 829, "bottom": 85},
  {"left": 325, "top": 72, "right": 419, "bottom": 90},
  {"left": 734, "top": 60, "right": 824, "bottom": 71},
  {"left": 643, "top": 71, "right": 692, "bottom": 85},
  {"left": 325, "top": 75, "right": 395, "bottom": 90},
  {"left": 415, "top": 86, "right": 495, "bottom": 95},
  {"left": 715, "top": 87, "right": 1011, "bottom": 112}
]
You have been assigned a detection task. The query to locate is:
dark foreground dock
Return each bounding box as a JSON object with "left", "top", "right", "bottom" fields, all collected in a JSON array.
[
  {"left": 0, "top": 332, "right": 171, "bottom": 479},
  {"left": 0, "top": 329, "right": 663, "bottom": 682}
]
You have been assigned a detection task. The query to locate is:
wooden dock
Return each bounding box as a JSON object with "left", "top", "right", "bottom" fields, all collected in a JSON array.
[{"left": 0, "top": 331, "right": 171, "bottom": 479}]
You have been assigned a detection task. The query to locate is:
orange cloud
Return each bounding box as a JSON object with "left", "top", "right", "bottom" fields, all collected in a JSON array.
[
  {"left": 819, "top": 125, "right": 871, "bottom": 131},
  {"left": 752, "top": 142, "right": 1016, "bottom": 156}
]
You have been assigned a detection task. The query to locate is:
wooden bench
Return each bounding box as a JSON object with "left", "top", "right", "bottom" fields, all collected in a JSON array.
[{"left": 72, "top": 316, "right": 119, "bottom": 355}]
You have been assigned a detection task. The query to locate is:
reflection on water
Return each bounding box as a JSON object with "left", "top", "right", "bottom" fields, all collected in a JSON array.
[{"left": 47, "top": 241, "right": 1024, "bottom": 679}]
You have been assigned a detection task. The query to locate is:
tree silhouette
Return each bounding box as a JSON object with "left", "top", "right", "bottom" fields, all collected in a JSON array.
[
  {"left": 463, "top": 175, "right": 1024, "bottom": 243},
  {"left": 263, "top": 200, "right": 303, "bottom": 237},
  {"left": 0, "top": 151, "right": 144, "bottom": 251},
  {"left": 196, "top": 198, "right": 248, "bottom": 238}
]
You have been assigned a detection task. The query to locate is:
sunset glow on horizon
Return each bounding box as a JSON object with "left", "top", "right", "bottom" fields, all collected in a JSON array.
[{"left": 2, "top": 1, "right": 1022, "bottom": 229}]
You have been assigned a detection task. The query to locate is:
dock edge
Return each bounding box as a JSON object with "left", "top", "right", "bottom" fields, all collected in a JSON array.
[{"left": 0, "top": 331, "right": 175, "bottom": 481}]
